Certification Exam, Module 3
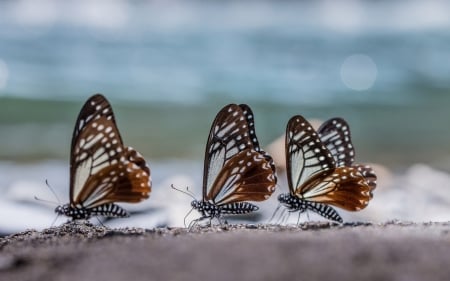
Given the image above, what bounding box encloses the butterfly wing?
[296,166,372,211]
[202,104,254,201]
[354,164,377,195]
[208,149,276,205]
[317,117,355,167]
[70,94,151,208]
[285,115,335,195]
[239,104,277,181]
[238,104,261,151]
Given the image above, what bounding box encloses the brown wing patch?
[295,166,372,211]
[202,104,255,199]
[206,149,276,205]
[74,146,151,208]
[354,164,377,196]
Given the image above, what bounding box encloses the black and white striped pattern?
[277,193,343,223]
[318,118,355,167]
[286,116,335,194]
[55,203,129,220]
[191,200,258,220]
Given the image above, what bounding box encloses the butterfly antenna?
[51,214,60,227]
[185,186,197,198]
[34,196,59,206]
[171,184,197,201]
[45,179,62,204]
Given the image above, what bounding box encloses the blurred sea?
[0,0,450,233]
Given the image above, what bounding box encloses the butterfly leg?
[296,211,302,226]
[217,217,228,227]
[215,216,225,228]
[183,207,195,228]
[187,219,197,231]
[282,210,291,225]
[277,207,287,225]
[51,214,60,227]
[268,204,282,224]
[95,216,106,227]
[188,216,206,231]
[208,217,213,227]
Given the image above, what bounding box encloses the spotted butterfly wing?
[354,164,377,195]
[317,118,355,167]
[203,104,276,204]
[208,149,276,205]
[294,166,372,211]
[239,104,277,177]
[285,115,372,213]
[318,117,377,194]
[285,115,335,196]
[57,94,151,219]
[191,104,276,222]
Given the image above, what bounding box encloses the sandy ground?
[0,221,449,281]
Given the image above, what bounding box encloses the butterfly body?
[55,203,129,220]
[191,200,258,219]
[190,104,276,225]
[57,94,151,221]
[277,193,343,222]
[279,115,376,223]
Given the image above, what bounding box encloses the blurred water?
[0,0,449,167]
[0,1,450,231]
[1,1,450,105]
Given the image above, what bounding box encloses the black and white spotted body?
[55,203,129,220]
[277,193,343,223]
[191,200,258,220]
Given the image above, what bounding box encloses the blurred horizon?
[0,0,450,170]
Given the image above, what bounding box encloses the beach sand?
[0,221,449,281]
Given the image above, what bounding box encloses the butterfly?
[277,115,376,223]
[55,94,151,220]
[189,104,277,225]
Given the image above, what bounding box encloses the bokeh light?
[340,54,377,91]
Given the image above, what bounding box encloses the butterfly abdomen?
[220,202,258,214]
[90,203,130,218]
[55,204,91,220]
[55,203,129,220]
[191,200,220,218]
[192,200,258,219]
[277,193,308,212]
[305,201,343,223]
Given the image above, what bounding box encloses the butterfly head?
[277,193,291,207]
[191,200,221,218]
[278,193,307,212]
[191,200,201,210]
[55,203,90,220]
[55,204,69,216]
